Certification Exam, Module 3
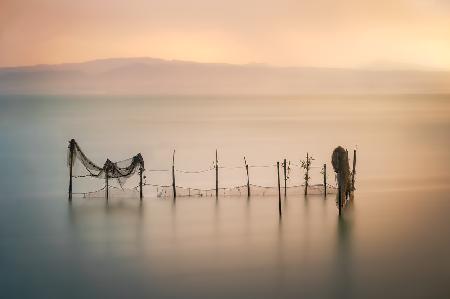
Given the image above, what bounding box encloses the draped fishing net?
[68,139,144,197]
[67,139,349,200]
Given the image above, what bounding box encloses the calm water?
[1,94,450,298]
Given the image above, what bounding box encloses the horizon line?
[0,56,447,72]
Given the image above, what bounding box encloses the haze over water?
[1,94,450,298]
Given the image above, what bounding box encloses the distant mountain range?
[0,57,449,94]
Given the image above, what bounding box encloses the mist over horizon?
[1,56,449,95]
[2,56,449,72]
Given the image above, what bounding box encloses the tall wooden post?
[215,150,219,198]
[277,162,282,216]
[304,152,309,196]
[338,181,342,215]
[68,139,75,201]
[139,167,143,200]
[244,156,250,197]
[172,150,176,199]
[323,163,327,196]
[105,173,109,200]
[352,149,356,191]
[283,158,287,197]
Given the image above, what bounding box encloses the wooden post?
[304,152,309,196]
[105,173,109,200]
[323,163,327,197]
[338,181,342,215]
[283,158,287,197]
[277,162,282,216]
[352,149,356,191]
[215,150,218,198]
[172,150,176,199]
[244,156,250,197]
[139,167,143,200]
[68,139,75,201]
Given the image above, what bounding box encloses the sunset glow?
[1,0,450,68]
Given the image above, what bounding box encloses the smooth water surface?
[1,95,449,298]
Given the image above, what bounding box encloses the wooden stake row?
[69,146,357,217]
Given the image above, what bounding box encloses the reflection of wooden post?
[172,150,176,199]
[323,163,327,197]
[352,149,357,191]
[139,167,143,200]
[304,153,309,195]
[68,139,75,201]
[277,162,282,216]
[283,159,287,197]
[244,157,250,197]
[215,150,218,198]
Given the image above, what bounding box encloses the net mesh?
[152,160,337,198]
[68,139,347,199]
[68,139,144,197]
[154,184,336,198]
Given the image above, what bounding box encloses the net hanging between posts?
[67,139,343,199]
[154,161,337,198]
[67,139,145,198]
[154,184,337,198]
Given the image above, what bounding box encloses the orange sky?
[1,0,449,69]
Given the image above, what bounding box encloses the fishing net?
[67,139,345,200]
[68,139,144,197]
[82,186,140,199]
[154,184,337,198]
[153,159,337,198]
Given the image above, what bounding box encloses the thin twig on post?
[277,162,282,216]
[323,163,327,197]
[172,150,176,199]
[306,153,309,195]
[244,156,250,197]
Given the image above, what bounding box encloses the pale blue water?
[1,95,450,298]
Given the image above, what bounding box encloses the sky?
[0,0,450,69]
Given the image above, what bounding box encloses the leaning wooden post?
[277,162,282,216]
[172,150,176,199]
[283,158,287,197]
[323,163,327,197]
[215,150,219,198]
[244,156,250,197]
[68,139,75,201]
[351,149,357,191]
[304,152,309,196]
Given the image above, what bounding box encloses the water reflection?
[335,204,354,298]
[3,190,450,298]
[67,199,146,259]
